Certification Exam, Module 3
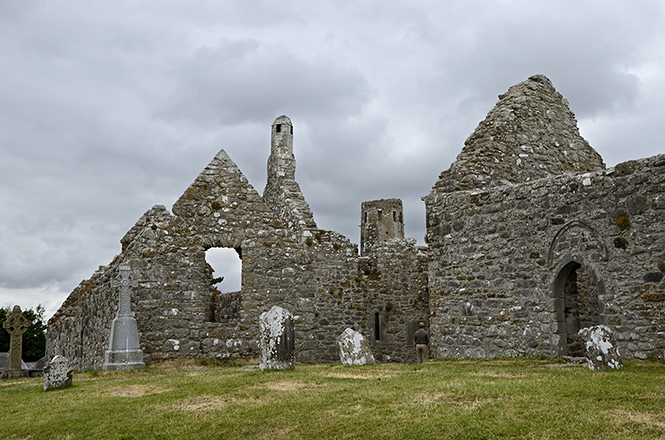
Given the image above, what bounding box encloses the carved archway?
[547,220,608,267]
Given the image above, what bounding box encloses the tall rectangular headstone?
[259,306,295,370]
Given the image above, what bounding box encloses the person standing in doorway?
[414,322,430,363]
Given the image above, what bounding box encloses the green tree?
[0,305,47,362]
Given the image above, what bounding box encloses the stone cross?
[112,265,137,318]
[3,305,31,371]
[103,265,145,371]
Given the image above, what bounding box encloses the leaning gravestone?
[259,306,295,370]
[103,265,145,371]
[1,305,31,379]
[43,355,73,391]
[578,325,623,371]
[337,328,375,366]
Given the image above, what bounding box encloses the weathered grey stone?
[45,74,665,369]
[259,306,295,370]
[1,306,31,379]
[337,328,375,366]
[578,325,623,371]
[43,355,73,391]
[103,265,145,371]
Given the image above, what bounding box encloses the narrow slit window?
[275,124,281,133]
[393,211,397,222]
[374,312,381,341]
[378,210,382,221]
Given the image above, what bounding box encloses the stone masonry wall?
[48,147,428,369]
[424,154,665,360]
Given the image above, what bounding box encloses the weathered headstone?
[337,328,375,366]
[103,265,145,371]
[259,306,295,370]
[578,325,623,371]
[1,305,31,379]
[43,355,73,391]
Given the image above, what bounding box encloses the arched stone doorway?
[552,257,603,356]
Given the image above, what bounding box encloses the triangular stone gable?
[433,75,605,193]
[172,149,282,243]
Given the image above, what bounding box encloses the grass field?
[1,358,664,439]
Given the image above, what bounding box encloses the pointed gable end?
[172,149,277,231]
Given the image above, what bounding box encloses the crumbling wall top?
[430,74,605,194]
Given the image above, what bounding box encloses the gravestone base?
[103,349,145,371]
[1,369,29,380]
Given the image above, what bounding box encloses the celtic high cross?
[3,305,32,371]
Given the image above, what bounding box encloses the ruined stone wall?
[433,75,605,194]
[48,147,429,368]
[424,154,665,360]
[48,150,303,368]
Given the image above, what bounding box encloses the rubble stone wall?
[424,154,665,360]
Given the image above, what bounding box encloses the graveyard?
[2,74,664,438]
[1,358,664,439]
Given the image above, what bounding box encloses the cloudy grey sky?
[1,1,664,319]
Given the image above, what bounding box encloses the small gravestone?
[259,306,295,370]
[578,325,623,371]
[43,355,73,391]
[337,328,375,366]
[1,305,31,379]
[103,265,145,371]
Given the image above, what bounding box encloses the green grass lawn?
[1,358,664,439]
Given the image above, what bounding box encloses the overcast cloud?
[1,1,664,319]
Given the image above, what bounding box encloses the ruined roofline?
[430,74,606,195]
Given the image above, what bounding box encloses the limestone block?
[337,328,375,366]
[43,355,73,391]
[578,325,623,371]
[259,306,294,370]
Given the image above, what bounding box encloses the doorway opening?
[553,260,600,356]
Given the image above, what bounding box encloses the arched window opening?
[206,247,242,293]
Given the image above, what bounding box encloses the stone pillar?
[103,265,145,371]
[259,306,295,370]
[1,305,31,379]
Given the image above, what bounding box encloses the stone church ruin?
[47,75,665,369]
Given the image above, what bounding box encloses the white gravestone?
[259,306,295,370]
[43,355,73,391]
[337,328,375,366]
[578,325,623,371]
